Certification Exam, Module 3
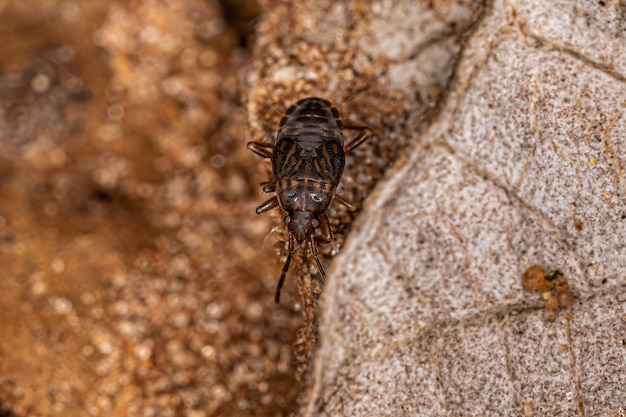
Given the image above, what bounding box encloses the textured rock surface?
[299,0,626,416]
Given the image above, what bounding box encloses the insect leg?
[342,123,370,131]
[343,130,369,153]
[247,141,274,159]
[256,196,279,214]
[275,233,295,303]
[309,234,327,284]
[317,213,333,243]
[262,182,276,193]
[334,194,359,212]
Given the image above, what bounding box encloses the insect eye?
[283,216,291,225]
[311,218,320,229]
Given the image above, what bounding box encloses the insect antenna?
[275,253,291,303]
[275,233,295,303]
[337,86,369,110]
[264,100,283,117]
[262,225,284,250]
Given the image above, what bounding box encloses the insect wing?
[272,135,301,180]
[313,137,345,185]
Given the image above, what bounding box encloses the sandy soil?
[0,1,306,416]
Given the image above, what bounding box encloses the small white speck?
[31,74,51,93]
[107,104,124,121]
[206,320,219,334]
[210,154,225,169]
[201,345,216,360]
[97,341,113,355]
[206,302,226,319]
[172,312,189,328]
[140,26,159,44]
[81,344,94,357]
[62,74,83,92]
[52,296,73,314]
[31,281,48,296]
[246,302,263,321]
[51,258,65,273]
[237,398,249,410]
[80,292,96,305]
[56,45,75,63]
[60,2,80,21]
[134,342,153,360]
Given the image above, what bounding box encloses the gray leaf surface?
[298,0,626,416]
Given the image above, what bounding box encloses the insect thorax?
[277,178,334,214]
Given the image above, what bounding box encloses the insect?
[248,97,369,303]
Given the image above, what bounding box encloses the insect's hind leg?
[317,213,334,243]
[343,122,370,152]
[343,123,369,131]
[247,141,274,159]
[343,129,369,153]
[334,194,359,212]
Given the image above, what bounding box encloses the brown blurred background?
[0,1,310,416]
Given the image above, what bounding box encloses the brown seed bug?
[248,97,369,303]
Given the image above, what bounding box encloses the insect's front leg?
[317,213,333,243]
[261,181,276,193]
[334,194,359,212]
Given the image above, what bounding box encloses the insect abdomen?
[273,98,346,189]
[279,97,343,133]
